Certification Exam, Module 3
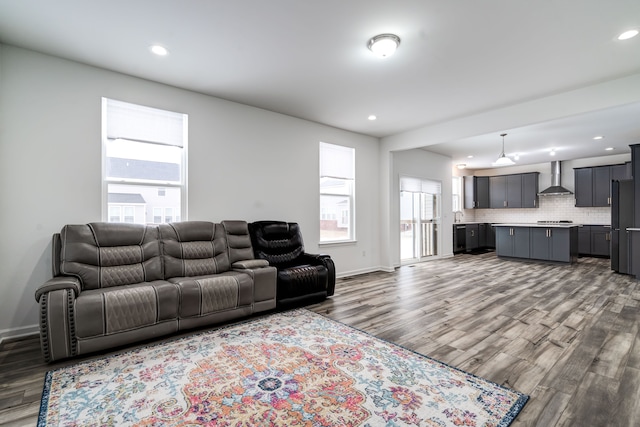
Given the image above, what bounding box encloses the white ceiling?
[1,0,639,168]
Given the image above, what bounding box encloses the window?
[102,98,187,224]
[452,176,462,212]
[320,142,355,242]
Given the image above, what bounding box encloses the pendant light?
[492,133,515,166]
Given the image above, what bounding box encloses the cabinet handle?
[504,201,507,207]
[510,228,514,236]
[473,201,476,208]
[608,197,611,205]
[534,199,536,207]
[471,230,475,236]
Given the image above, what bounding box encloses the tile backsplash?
[462,194,611,225]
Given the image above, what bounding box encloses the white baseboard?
[0,324,39,345]
[336,265,396,278]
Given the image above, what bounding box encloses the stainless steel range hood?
[538,161,573,196]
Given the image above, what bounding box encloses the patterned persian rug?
[39,309,527,426]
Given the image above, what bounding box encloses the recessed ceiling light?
[605,147,614,151]
[550,149,556,156]
[150,45,169,56]
[367,34,401,58]
[368,115,377,121]
[467,155,473,159]
[593,135,604,140]
[618,30,639,40]
[514,153,520,160]
[457,164,466,169]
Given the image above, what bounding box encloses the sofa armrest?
[301,253,336,297]
[35,276,81,302]
[232,259,270,270]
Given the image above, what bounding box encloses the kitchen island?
[494,223,580,263]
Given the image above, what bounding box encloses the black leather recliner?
[249,221,335,309]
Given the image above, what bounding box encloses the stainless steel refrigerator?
[612,179,634,274]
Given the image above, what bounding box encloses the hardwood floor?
[1,252,638,426]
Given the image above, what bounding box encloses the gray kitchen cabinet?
[611,163,630,181]
[633,144,640,227]
[521,172,539,208]
[464,176,490,209]
[574,168,593,207]
[479,223,487,247]
[489,173,538,209]
[578,225,611,258]
[575,163,631,208]
[495,226,530,258]
[506,174,522,208]
[593,166,612,206]
[465,224,479,251]
[530,228,571,262]
[578,226,591,255]
[590,226,611,257]
[489,176,507,209]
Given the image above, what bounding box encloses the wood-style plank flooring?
[1,252,639,426]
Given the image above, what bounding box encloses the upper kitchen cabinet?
[574,164,632,207]
[464,176,489,209]
[574,168,593,206]
[489,172,539,209]
[521,172,539,208]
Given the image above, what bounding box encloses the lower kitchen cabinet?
[578,225,611,258]
[453,223,495,254]
[495,225,578,263]
[465,224,479,251]
[530,228,571,262]
[591,226,611,257]
[495,226,530,258]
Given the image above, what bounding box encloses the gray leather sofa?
[35,220,276,362]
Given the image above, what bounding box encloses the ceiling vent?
[538,161,573,196]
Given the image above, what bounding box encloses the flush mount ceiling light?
[457,164,466,169]
[492,133,515,166]
[618,29,639,40]
[367,34,401,58]
[368,115,377,121]
[550,149,556,156]
[150,45,169,56]
[606,147,614,151]
[593,135,604,140]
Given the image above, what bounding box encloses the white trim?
[0,324,39,345]
[336,265,392,278]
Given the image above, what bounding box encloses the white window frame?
[452,176,463,212]
[319,142,355,244]
[101,98,188,224]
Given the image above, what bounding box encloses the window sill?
[319,239,357,247]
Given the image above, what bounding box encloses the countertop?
[492,223,581,228]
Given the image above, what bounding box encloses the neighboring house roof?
[108,193,146,204]
[107,157,180,181]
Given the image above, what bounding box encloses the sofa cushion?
[160,222,230,277]
[169,271,253,318]
[59,223,162,291]
[74,280,179,338]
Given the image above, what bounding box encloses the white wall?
[391,149,454,267]
[0,45,380,338]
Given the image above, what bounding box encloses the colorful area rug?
[39,309,527,426]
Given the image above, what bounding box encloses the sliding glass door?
[400,177,441,263]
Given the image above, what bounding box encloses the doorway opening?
[400,177,441,263]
